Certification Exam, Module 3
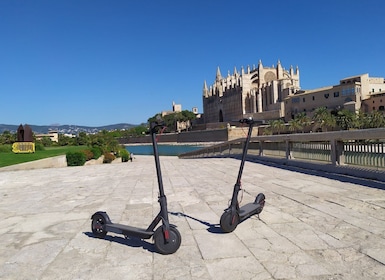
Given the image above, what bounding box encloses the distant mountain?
[0,123,138,134]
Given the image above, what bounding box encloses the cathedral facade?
[202,60,300,124]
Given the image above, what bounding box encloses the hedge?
[66,151,87,166]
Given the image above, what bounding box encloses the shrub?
[66,151,87,166]
[0,144,12,153]
[40,136,52,147]
[90,146,102,159]
[81,149,94,161]
[120,149,129,162]
[35,142,45,151]
[103,152,115,163]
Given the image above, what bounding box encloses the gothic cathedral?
[202,60,300,124]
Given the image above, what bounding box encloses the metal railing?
[179,128,385,170]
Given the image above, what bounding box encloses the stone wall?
[118,128,230,144]
[0,155,67,172]
[227,127,260,141]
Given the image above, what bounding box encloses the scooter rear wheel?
[220,211,240,233]
[254,193,265,214]
[154,226,181,255]
[91,214,107,238]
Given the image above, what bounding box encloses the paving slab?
[1,155,385,279]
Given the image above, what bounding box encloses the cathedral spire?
[203,80,208,90]
[258,59,263,70]
[216,66,222,81]
[203,80,209,97]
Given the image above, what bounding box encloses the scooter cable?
[241,122,248,137]
[156,126,168,142]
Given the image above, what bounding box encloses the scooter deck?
[239,202,262,221]
[106,223,153,239]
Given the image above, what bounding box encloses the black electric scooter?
[91,120,181,254]
[220,117,265,233]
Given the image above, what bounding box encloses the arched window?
[219,110,223,122]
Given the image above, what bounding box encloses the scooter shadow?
[169,211,224,234]
[83,232,157,253]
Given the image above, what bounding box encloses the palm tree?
[367,110,385,128]
[267,120,275,134]
[294,112,311,133]
[355,110,367,129]
[313,107,336,131]
[262,126,272,135]
[336,109,357,130]
[268,119,285,135]
[288,118,302,133]
[274,119,286,134]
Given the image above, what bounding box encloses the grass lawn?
[0,146,87,168]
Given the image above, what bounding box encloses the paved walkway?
[1,156,385,279]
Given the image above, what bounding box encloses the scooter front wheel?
[154,226,181,255]
[91,214,107,238]
[220,211,239,233]
[254,193,266,214]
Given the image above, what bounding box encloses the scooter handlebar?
[150,120,165,131]
[150,115,166,131]
[239,117,254,125]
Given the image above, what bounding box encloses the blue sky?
[1,0,384,126]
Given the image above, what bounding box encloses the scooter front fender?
[91,211,112,224]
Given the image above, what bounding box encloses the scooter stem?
[235,120,253,189]
[150,121,166,198]
[150,121,170,239]
[228,119,254,214]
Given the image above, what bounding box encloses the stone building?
[202,60,384,125]
[202,60,300,124]
[284,73,385,121]
[362,91,385,112]
[35,130,59,142]
[161,102,196,132]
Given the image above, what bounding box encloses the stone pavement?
[1,155,385,280]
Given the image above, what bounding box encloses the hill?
[0,123,138,134]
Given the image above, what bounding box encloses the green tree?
[0,131,16,144]
[88,133,105,148]
[39,136,52,147]
[313,107,336,131]
[293,112,311,133]
[148,110,196,133]
[336,109,357,130]
[58,134,72,146]
[288,118,302,133]
[163,114,178,131]
[131,125,148,136]
[180,110,196,121]
[268,119,285,135]
[74,132,89,146]
[91,130,120,154]
[366,110,385,128]
[262,126,272,135]
[355,110,367,129]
